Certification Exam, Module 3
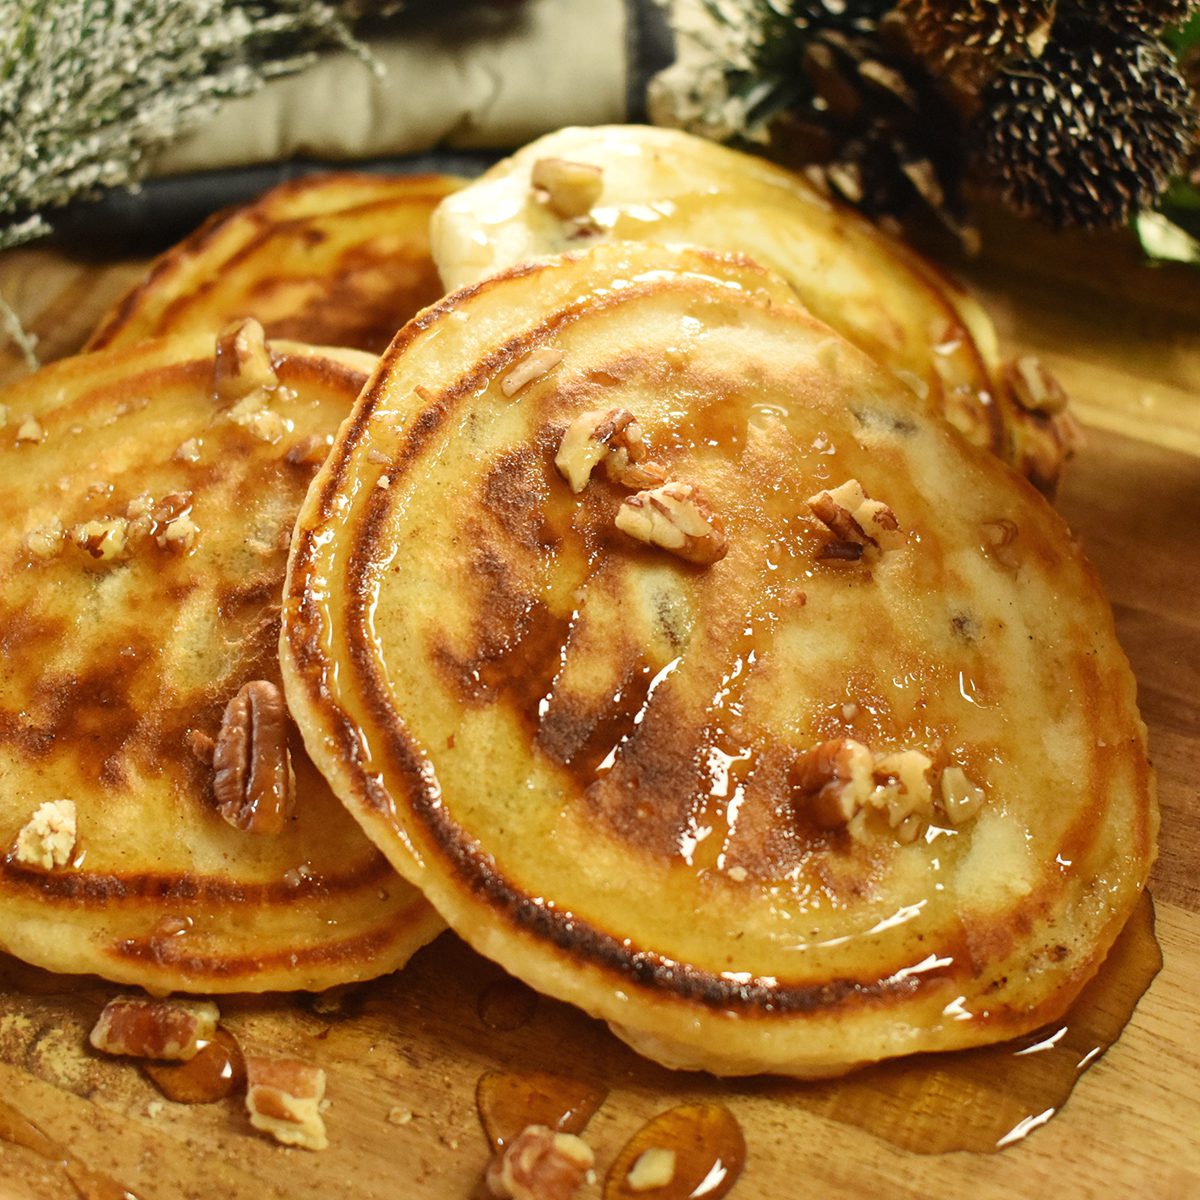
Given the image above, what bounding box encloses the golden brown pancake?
[86,172,461,355]
[431,125,1075,491]
[0,326,443,993]
[282,243,1155,1076]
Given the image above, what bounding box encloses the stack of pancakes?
[1,129,1154,1080]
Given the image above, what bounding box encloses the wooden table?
[0,207,1196,1200]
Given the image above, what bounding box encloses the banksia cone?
[973,23,1195,228]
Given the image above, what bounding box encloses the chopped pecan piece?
[89,997,219,1061]
[245,1056,328,1150]
[156,512,199,554]
[616,481,728,565]
[214,317,278,402]
[871,749,935,843]
[808,479,903,554]
[791,741,938,843]
[554,407,667,493]
[71,517,129,561]
[24,520,65,561]
[530,158,604,219]
[939,765,987,824]
[1005,356,1070,416]
[14,800,77,870]
[485,1124,594,1200]
[790,739,875,829]
[501,348,564,397]
[212,681,295,835]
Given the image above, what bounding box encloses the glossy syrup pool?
[605,1104,745,1200]
[0,1098,140,1200]
[143,1028,246,1104]
[475,1068,608,1152]
[472,892,1161,1186]
[765,889,1162,1154]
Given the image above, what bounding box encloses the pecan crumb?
[24,520,65,561]
[626,1147,677,1192]
[501,347,565,397]
[615,480,728,565]
[174,437,202,464]
[530,158,604,219]
[14,800,77,870]
[89,997,219,1061]
[245,1056,328,1151]
[15,415,45,443]
[485,1124,594,1200]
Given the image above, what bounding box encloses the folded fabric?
[149,0,670,179]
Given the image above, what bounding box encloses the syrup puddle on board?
[605,1104,745,1200]
[476,1068,608,1153]
[767,888,1162,1154]
[143,1028,245,1104]
[0,1099,140,1200]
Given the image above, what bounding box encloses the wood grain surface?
[0,209,1196,1200]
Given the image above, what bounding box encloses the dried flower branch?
[0,1,375,256]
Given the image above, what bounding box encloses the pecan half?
[615,480,728,565]
[89,997,220,1061]
[212,681,295,834]
[485,1124,594,1200]
[554,407,667,493]
[245,1056,328,1151]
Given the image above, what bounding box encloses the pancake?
[0,324,443,993]
[281,242,1155,1077]
[86,172,462,355]
[431,125,1076,491]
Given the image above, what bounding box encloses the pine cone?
[897,0,1057,90]
[973,23,1195,228]
[1061,0,1197,35]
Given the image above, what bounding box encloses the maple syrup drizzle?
[475,1069,607,1153]
[768,889,1162,1153]
[0,1099,140,1200]
[605,1104,745,1200]
[143,1028,246,1104]
[476,977,540,1033]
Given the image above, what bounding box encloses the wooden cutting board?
[0,207,1196,1200]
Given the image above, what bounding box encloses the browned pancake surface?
[432,125,1075,490]
[282,244,1154,1075]
[0,330,442,992]
[87,172,461,355]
